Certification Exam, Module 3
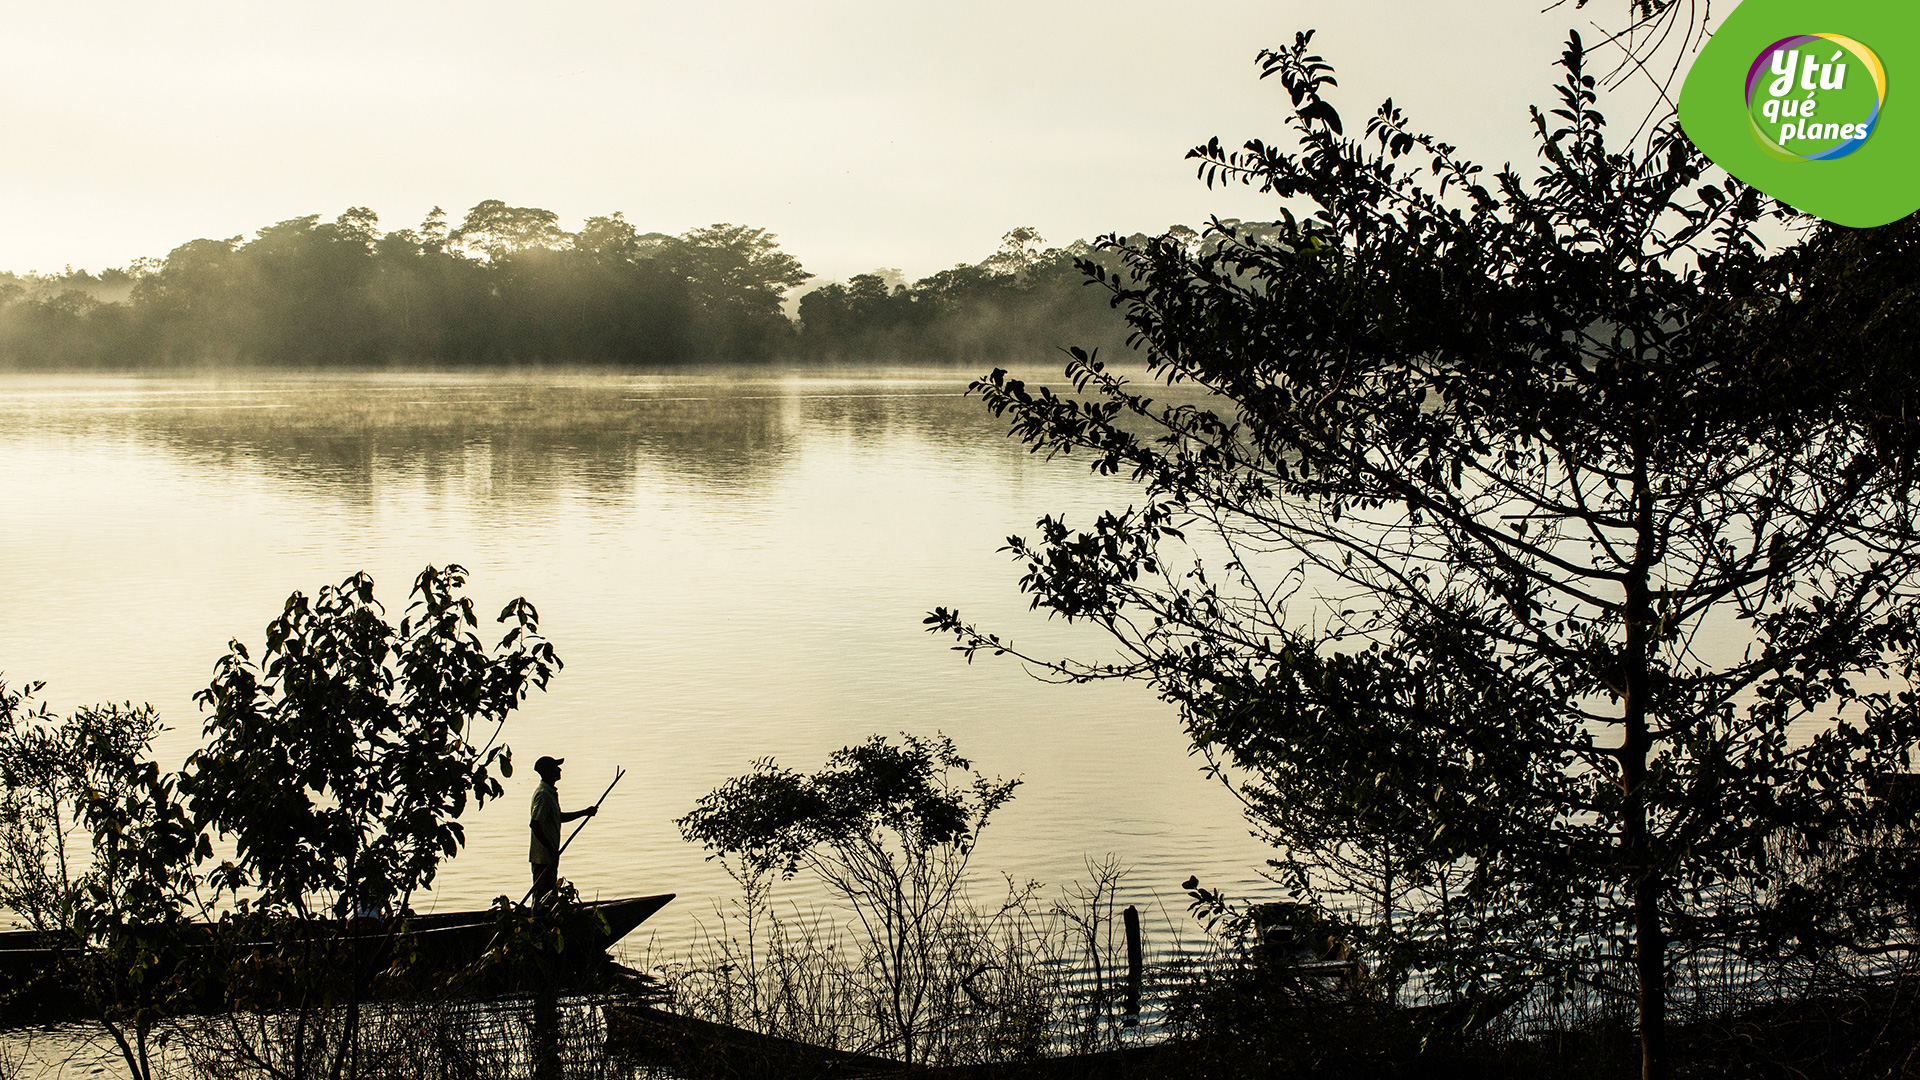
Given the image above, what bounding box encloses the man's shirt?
[530,780,562,865]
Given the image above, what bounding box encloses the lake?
[0,365,1283,964]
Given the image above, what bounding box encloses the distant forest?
[0,203,1162,367]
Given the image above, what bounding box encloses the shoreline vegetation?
[6,847,1916,1080]
[5,623,1915,1078]
[0,208,1164,371]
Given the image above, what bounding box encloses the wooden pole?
[1123,905,1142,1026]
[557,766,625,860]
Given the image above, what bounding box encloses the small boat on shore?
[604,1005,1179,1080]
[0,893,673,1026]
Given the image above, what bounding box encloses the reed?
[177,997,621,1080]
[643,855,1172,1068]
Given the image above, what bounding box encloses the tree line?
[0,206,1135,367]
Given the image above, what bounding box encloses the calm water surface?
[0,367,1282,965]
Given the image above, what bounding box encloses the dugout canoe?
[604,1005,1181,1080]
[0,892,673,1025]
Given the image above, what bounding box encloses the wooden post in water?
[1123,905,1143,1026]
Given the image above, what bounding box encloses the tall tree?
[239,211,382,364]
[182,565,560,1080]
[129,236,246,362]
[679,733,1019,1066]
[664,223,812,358]
[930,32,1920,1080]
[0,683,210,1080]
[185,565,559,916]
[450,200,569,261]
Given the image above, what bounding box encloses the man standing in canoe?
[530,755,596,902]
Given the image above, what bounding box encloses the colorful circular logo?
[1746,35,1886,160]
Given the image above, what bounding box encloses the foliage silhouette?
[0,681,209,1080]
[180,564,560,1080]
[928,29,1920,1080]
[679,732,1019,1066]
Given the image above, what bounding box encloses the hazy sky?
[2,2,1671,285]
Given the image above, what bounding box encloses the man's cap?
[534,755,564,773]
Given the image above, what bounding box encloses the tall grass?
[174,997,621,1080]
[1157,874,1918,1080]
[646,855,1174,1067]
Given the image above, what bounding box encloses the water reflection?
[0,373,1025,506]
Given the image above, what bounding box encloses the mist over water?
[0,366,1283,962]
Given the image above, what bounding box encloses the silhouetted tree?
[181,565,560,1078]
[450,200,568,262]
[680,733,1019,1067]
[930,31,1920,1080]
[240,211,383,364]
[0,682,208,1080]
[660,223,811,359]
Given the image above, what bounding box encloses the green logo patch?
[1680,1,1918,226]
[1745,35,1882,160]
